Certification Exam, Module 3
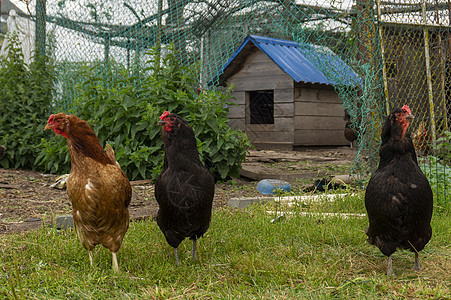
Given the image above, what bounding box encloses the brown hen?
[45,113,131,272]
[412,121,431,156]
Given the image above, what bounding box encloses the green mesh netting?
[4,0,450,207]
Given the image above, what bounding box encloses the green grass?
[0,192,450,299]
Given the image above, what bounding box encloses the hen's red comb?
[47,114,55,123]
[159,111,170,120]
[401,105,411,114]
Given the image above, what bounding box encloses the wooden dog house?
[213,35,361,149]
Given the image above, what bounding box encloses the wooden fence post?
[422,0,437,147]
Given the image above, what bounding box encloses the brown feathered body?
[344,110,358,146]
[412,122,431,156]
[344,122,357,143]
[45,113,131,269]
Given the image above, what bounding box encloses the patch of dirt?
[0,147,355,234]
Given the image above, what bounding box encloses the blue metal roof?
[213,35,361,87]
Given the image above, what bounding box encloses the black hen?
[155,111,215,264]
[365,105,433,276]
[0,145,4,159]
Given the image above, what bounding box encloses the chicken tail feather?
[105,143,121,167]
[105,144,116,161]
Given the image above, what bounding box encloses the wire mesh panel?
[377,0,450,209]
[1,0,449,207]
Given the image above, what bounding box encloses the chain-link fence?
[1,0,449,207]
[377,0,450,209]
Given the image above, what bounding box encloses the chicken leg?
[387,255,394,276]
[112,252,119,272]
[414,252,420,271]
[89,250,94,267]
[174,248,180,265]
[192,239,197,260]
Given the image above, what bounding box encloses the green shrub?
[0,35,55,169]
[37,45,251,180]
[436,130,451,164]
[419,156,450,214]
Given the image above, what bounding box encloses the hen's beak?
[44,123,53,130]
[405,113,414,121]
[157,120,166,126]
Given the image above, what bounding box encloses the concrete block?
[228,196,275,209]
[55,215,74,230]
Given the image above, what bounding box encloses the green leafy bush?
[0,35,55,169]
[419,156,451,213]
[436,130,451,164]
[37,45,251,180]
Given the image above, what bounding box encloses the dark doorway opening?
[249,90,274,124]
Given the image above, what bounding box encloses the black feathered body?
[365,113,433,257]
[155,116,215,249]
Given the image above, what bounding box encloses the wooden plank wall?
[227,50,294,149]
[294,84,348,146]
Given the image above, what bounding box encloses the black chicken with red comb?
[365,105,433,276]
[155,111,215,265]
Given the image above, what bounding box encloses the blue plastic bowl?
[257,179,291,195]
